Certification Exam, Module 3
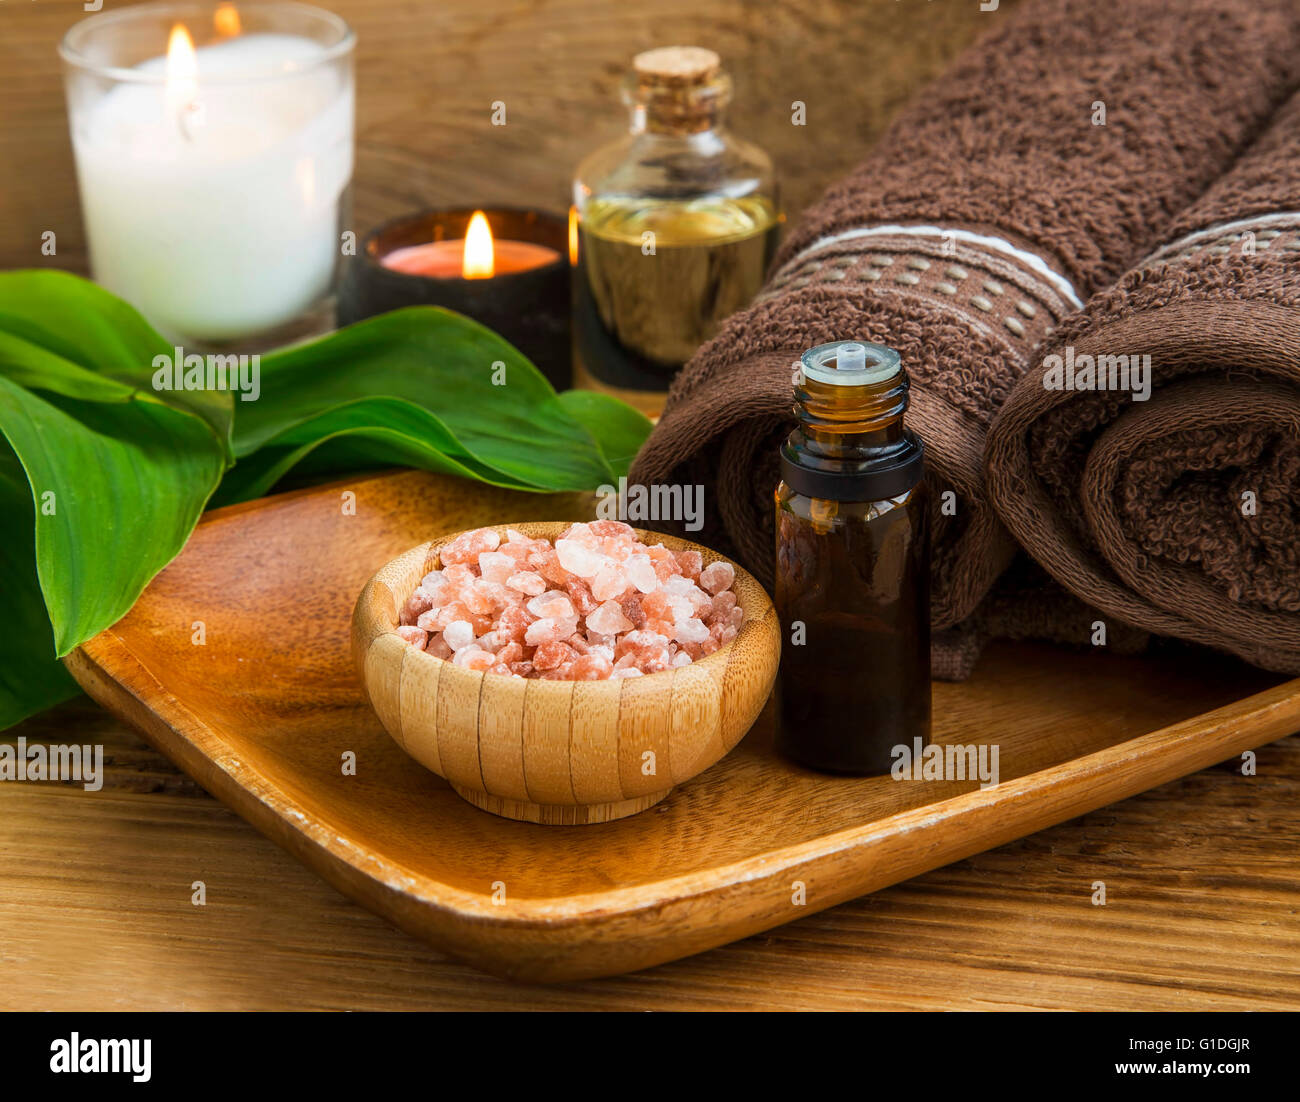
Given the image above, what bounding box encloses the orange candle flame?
[462,211,495,279]
[214,3,242,37]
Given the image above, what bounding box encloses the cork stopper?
[633,46,720,87]
[627,46,729,134]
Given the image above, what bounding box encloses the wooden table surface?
[4,695,1297,1011]
[3,0,1296,1011]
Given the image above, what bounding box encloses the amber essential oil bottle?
[774,340,931,775]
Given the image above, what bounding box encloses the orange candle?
[381,210,559,279]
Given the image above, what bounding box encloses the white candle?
[67,20,354,344]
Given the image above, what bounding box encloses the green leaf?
[214,396,533,505]
[0,271,233,662]
[0,445,80,728]
[556,389,654,478]
[240,307,618,492]
[0,376,229,656]
[0,270,234,451]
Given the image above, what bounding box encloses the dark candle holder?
[338,207,571,390]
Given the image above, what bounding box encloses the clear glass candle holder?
[60,1,355,348]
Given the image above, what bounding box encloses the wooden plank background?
[0,0,1006,272]
[5,0,1299,1011]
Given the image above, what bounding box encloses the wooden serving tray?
[66,470,1300,982]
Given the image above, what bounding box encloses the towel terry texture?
[985,89,1300,676]
[628,0,1300,678]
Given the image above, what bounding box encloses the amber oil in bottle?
[572,47,779,417]
[774,341,931,775]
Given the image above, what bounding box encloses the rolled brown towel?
[629,0,1300,660]
[985,90,1300,676]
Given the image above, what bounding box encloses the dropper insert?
[801,340,901,387]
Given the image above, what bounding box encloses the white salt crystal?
[626,554,658,594]
[555,538,605,578]
[661,574,696,596]
[443,620,476,651]
[665,594,694,621]
[673,618,710,644]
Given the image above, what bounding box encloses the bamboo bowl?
[353,522,780,824]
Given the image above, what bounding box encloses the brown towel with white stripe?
[985,90,1300,676]
[628,0,1300,676]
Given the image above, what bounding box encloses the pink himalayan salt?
[443,563,476,587]
[699,560,735,595]
[619,592,647,630]
[571,652,614,680]
[529,549,571,587]
[680,636,721,661]
[496,605,533,643]
[525,616,579,646]
[476,630,503,652]
[477,551,517,584]
[400,590,433,626]
[711,590,737,619]
[587,599,634,636]
[453,646,496,671]
[506,571,546,596]
[566,579,598,617]
[559,522,600,546]
[527,591,576,620]
[440,527,500,565]
[396,625,427,648]
[588,519,636,539]
[675,550,703,579]
[590,562,629,602]
[398,526,742,680]
[464,579,507,615]
[647,544,682,582]
[534,640,576,671]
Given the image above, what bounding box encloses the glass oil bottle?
[571,46,780,417]
[774,341,931,775]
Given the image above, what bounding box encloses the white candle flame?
[164,24,201,132]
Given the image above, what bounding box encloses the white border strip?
[782,223,1084,309]
[1141,210,1300,267]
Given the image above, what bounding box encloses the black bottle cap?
[779,431,925,502]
